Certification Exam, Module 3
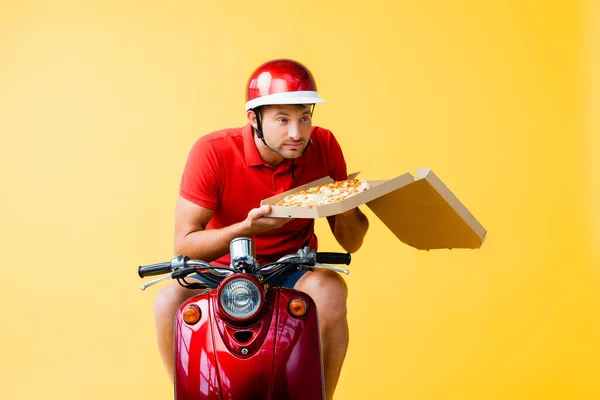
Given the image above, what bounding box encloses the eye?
[277,118,288,124]
[300,117,311,123]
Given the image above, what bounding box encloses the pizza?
[275,179,370,207]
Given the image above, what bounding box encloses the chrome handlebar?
[138,238,351,291]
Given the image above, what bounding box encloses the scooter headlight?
[219,278,262,320]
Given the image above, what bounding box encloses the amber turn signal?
[183,304,201,325]
[288,298,308,318]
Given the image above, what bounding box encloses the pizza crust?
[275,179,370,207]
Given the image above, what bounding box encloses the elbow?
[345,244,362,254]
[173,234,189,257]
[339,230,368,254]
[332,211,369,253]
[344,236,365,254]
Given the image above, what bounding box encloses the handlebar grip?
[138,262,172,278]
[315,252,351,265]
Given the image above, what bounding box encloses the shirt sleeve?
[325,131,348,181]
[179,137,221,210]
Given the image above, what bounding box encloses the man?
[153,59,369,399]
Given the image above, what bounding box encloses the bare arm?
[327,208,369,254]
[174,196,292,261]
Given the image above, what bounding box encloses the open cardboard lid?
[365,169,486,250]
[261,169,486,250]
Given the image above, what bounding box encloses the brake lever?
[298,263,350,275]
[140,274,173,291]
[140,258,196,291]
[320,264,350,275]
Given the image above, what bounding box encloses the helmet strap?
[254,109,269,148]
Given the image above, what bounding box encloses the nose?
[288,122,301,140]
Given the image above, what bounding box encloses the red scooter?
[138,237,351,400]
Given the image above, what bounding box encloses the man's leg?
[294,270,349,400]
[153,281,205,381]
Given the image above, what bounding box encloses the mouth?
[284,142,304,148]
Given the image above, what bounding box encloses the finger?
[255,204,272,217]
[249,205,271,219]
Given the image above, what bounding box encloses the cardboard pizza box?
[261,169,486,250]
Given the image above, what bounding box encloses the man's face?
[253,104,312,160]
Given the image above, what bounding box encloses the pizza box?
[261,169,486,250]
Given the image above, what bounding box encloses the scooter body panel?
[174,286,324,400]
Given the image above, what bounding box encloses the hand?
[242,205,293,236]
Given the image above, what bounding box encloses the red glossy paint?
[174,294,221,400]
[213,288,276,359]
[174,284,324,400]
[271,289,324,400]
[246,59,318,101]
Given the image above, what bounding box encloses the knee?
[153,283,186,323]
[298,270,348,320]
[318,270,348,303]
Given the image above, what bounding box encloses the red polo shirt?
[179,123,348,266]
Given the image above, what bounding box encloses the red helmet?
[245,59,326,111]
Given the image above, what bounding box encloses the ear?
[247,110,258,129]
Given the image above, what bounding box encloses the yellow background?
[1,1,598,399]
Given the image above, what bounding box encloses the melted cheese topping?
[276,179,370,207]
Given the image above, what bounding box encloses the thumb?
[258,204,272,215]
[250,204,271,219]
